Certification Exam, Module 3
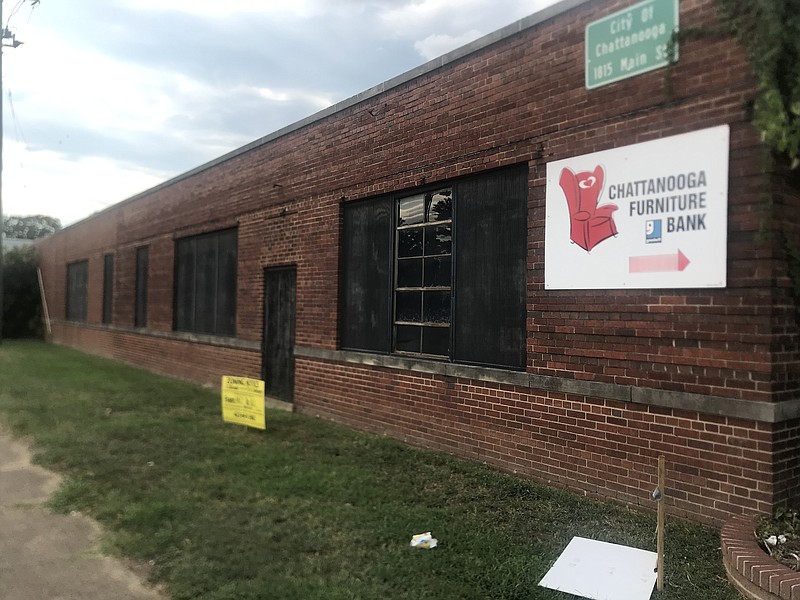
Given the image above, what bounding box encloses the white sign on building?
[544,125,730,289]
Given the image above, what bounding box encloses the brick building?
[36,0,800,524]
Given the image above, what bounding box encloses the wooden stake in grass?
[656,455,666,592]
[37,267,52,337]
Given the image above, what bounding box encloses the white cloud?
[414,30,484,60]
[381,0,482,29]
[255,87,332,111]
[6,27,257,160]
[122,0,396,19]
[3,141,168,226]
[380,0,538,36]
[7,34,178,138]
[380,0,561,59]
[122,0,326,19]
[0,0,565,226]
[258,88,292,103]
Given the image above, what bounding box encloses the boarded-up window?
[174,228,237,336]
[102,254,114,325]
[340,165,528,369]
[135,246,149,328]
[340,196,392,353]
[453,168,528,369]
[66,260,88,322]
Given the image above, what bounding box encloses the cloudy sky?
[2,0,560,226]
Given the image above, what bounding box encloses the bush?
[2,246,43,339]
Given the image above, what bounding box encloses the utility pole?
[1,0,5,345]
[0,0,27,345]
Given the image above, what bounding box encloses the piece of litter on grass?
[410,532,438,549]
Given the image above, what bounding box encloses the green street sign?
[585,0,679,89]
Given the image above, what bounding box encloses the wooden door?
[263,266,296,402]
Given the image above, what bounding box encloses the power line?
[8,88,26,145]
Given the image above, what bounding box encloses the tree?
[1,246,42,338]
[2,214,61,240]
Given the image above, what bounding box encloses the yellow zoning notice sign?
[221,376,266,430]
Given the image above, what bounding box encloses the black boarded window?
[340,196,393,353]
[102,254,113,325]
[174,228,237,337]
[134,246,149,328]
[453,167,528,370]
[339,165,527,370]
[66,260,88,322]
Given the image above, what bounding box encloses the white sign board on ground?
[539,537,657,600]
[545,125,729,289]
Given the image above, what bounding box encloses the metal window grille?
[394,189,453,357]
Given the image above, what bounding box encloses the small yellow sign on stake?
[221,376,266,430]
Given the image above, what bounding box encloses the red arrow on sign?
[629,249,690,273]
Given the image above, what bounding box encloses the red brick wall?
[51,322,260,389]
[36,0,800,523]
[37,208,118,325]
[770,167,800,404]
[295,357,781,524]
[773,418,800,507]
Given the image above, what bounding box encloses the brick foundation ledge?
[721,515,800,600]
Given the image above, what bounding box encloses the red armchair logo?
[559,165,618,252]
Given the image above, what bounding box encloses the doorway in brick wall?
[263,266,296,402]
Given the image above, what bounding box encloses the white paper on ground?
[538,536,658,600]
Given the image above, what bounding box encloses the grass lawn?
[0,341,740,599]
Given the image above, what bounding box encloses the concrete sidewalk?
[0,431,167,600]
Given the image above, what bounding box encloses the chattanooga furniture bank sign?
[544,125,730,290]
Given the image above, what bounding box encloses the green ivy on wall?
[667,1,799,168]
[667,1,800,321]
[719,0,800,322]
[716,0,800,169]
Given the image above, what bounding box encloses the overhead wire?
[8,88,26,146]
[3,1,41,181]
[5,0,38,35]
[4,0,26,30]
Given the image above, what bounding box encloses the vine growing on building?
[727,0,800,324]
[714,0,800,170]
[668,1,800,169]
[714,0,800,322]
[667,1,800,320]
